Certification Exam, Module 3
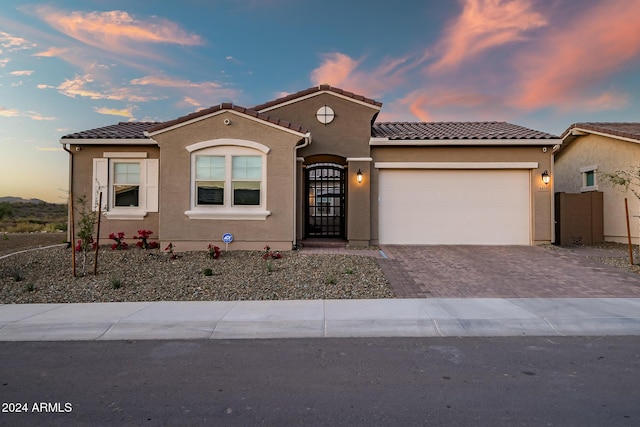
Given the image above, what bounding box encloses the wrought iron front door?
[306,163,345,238]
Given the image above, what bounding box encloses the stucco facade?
[555,124,640,244]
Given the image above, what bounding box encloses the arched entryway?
[305,162,345,238]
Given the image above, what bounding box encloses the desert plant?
[135,229,159,249]
[165,242,177,259]
[75,195,97,276]
[2,232,8,240]
[262,244,283,273]
[326,274,337,285]
[22,283,35,293]
[203,268,213,276]
[110,277,122,289]
[208,244,221,259]
[109,232,128,250]
[11,269,24,282]
[344,268,354,275]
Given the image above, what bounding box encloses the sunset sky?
[1,0,639,202]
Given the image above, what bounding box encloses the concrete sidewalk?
[1,298,639,341]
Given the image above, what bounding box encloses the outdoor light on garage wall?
[541,170,550,185]
[357,169,363,184]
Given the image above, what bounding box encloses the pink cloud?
[428,0,547,73]
[310,52,414,99]
[513,0,640,110]
[34,8,203,58]
[310,53,360,87]
[33,46,69,58]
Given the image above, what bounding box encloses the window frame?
[186,143,270,220]
[580,165,598,192]
[92,153,158,220]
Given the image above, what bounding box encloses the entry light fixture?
[541,170,550,185]
[357,169,363,184]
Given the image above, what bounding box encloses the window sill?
[104,210,147,220]
[185,208,271,220]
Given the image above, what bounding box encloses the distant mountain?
[0,196,48,204]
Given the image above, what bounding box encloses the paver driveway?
[379,245,640,298]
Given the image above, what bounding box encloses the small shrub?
[165,242,177,259]
[344,268,354,275]
[12,270,24,282]
[326,275,337,285]
[208,244,221,259]
[135,229,159,249]
[2,232,8,240]
[203,268,213,276]
[22,283,35,293]
[110,277,122,289]
[109,232,128,250]
[262,244,283,273]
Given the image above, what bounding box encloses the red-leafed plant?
[262,244,283,273]
[135,229,159,249]
[208,244,221,259]
[165,242,177,259]
[109,232,128,250]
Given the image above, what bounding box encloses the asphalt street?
[1,336,639,426]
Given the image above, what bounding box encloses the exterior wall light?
[357,169,363,184]
[541,170,550,185]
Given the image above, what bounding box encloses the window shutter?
[92,158,108,211]
[145,159,159,212]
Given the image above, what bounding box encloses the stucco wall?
[555,134,640,243]
[151,111,303,251]
[68,144,160,244]
[370,145,555,244]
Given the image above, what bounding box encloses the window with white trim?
[580,165,598,192]
[187,145,269,220]
[92,154,159,220]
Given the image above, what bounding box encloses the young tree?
[602,167,640,261]
[75,195,97,276]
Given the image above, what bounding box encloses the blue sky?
[1,0,639,202]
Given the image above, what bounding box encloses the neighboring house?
[555,122,640,244]
[61,85,559,251]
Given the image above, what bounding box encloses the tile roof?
[61,122,161,140]
[372,121,558,140]
[146,103,308,135]
[252,84,382,111]
[561,122,640,141]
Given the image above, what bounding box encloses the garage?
[378,168,531,245]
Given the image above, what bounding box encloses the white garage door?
[379,169,531,245]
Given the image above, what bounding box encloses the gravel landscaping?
[0,245,394,303]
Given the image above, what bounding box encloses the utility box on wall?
[554,192,604,246]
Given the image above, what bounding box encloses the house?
[555,122,640,244]
[61,85,559,251]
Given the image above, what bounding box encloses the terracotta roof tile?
[146,104,308,134]
[372,121,558,140]
[252,84,382,111]
[561,122,640,140]
[61,122,161,140]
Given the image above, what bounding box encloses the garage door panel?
[379,170,530,245]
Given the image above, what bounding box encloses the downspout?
[62,143,76,276]
[293,132,312,249]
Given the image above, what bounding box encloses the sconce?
[357,169,363,184]
[541,170,550,185]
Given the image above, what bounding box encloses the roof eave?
[257,89,382,113]
[59,138,157,145]
[369,138,561,146]
[144,109,308,138]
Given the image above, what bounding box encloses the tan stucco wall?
[151,111,303,251]
[555,134,640,244]
[68,144,160,244]
[370,145,555,245]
